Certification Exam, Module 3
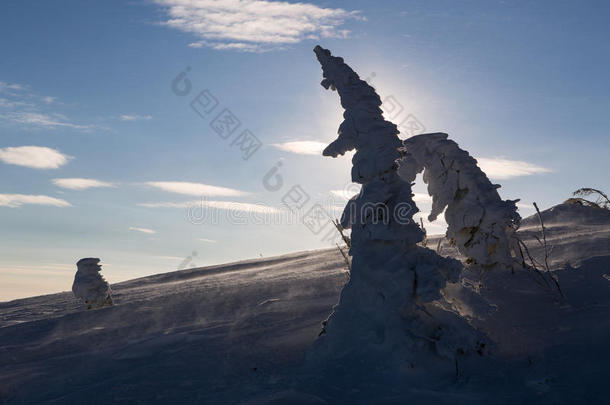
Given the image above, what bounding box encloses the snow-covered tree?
[72,258,113,309]
[309,46,483,370]
[398,133,521,267]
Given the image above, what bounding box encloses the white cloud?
[145,181,248,197]
[331,186,431,205]
[0,146,70,169]
[2,112,92,130]
[198,238,217,243]
[200,41,269,52]
[272,141,327,155]
[155,0,361,51]
[120,114,153,121]
[330,187,360,201]
[0,81,24,92]
[129,227,157,234]
[0,97,31,108]
[52,178,115,190]
[0,194,71,208]
[200,200,278,214]
[0,82,98,131]
[476,158,552,180]
[140,199,279,214]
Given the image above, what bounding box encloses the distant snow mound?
[521,202,610,227]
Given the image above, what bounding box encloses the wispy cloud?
[154,0,362,52]
[140,199,279,214]
[0,81,98,131]
[0,194,71,208]
[0,81,24,93]
[2,112,93,130]
[190,41,264,51]
[120,114,153,121]
[330,190,353,201]
[476,158,553,180]
[0,97,32,108]
[129,227,157,234]
[198,238,217,243]
[272,141,327,155]
[145,181,248,197]
[331,186,431,205]
[52,178,115,190]
[0,146,71,169]
[517,202,535,211]
[330,187,360,201]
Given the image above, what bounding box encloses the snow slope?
[1,204,610,404]
[0,249,348,403]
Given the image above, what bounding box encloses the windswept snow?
[1,205,610,403]
[0,250,348,403]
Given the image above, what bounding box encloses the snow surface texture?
[309,46,484,373]
[398,132,521,267]
[72,258,113,309]
[1,206,610,403]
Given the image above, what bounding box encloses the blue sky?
[1,0,609,300]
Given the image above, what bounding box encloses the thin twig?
[333,218,351,274]
[533,202,564,298]
[514,236,550,288]
[533,203,550,271]
[336,243,351,273]
[332,219,351,248]
[420,217,428,247]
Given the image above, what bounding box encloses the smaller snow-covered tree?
[398,133,521,268]
[72,258,113,309]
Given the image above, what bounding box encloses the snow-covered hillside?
[1,204,610,404]
[0,249,349,404]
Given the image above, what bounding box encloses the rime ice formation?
[310,46,483,368]
[72,258,113,309]
[398,133,521,267]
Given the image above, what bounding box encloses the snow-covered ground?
[1,204,610,404]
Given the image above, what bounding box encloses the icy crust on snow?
[72,258,113,309]
[399,132,521,267]
[311,46,485,368]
